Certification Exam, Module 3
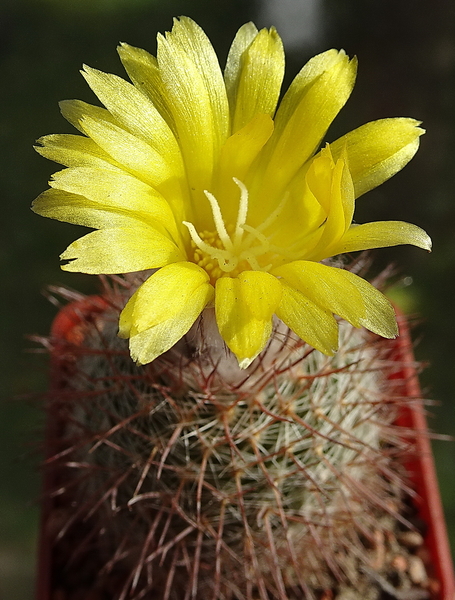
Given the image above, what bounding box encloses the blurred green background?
[1,0,454,597]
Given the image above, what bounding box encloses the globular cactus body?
[44,280,410,600]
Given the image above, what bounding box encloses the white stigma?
[203,189,234,252]
[232,177,249,246]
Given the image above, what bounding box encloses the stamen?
[203,190,233,251]
[241,224,271,252]
[242,223,303,263]
[241,192,290,251]
[232,177,249,247]
[256,192,289,234]
[246,255,272,272]
[182,221,239,273]
[182,221,231,264]
[239,224,272,271]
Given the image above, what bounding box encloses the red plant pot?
[36,297,455,599]
[391,313,455,600]
[36,296,110,600]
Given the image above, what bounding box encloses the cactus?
[43,273,414,600]
[31,16,434,600]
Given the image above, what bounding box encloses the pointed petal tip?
[365,328,398,341]
[383,331,399,341]
[80,64,103,83]
[328,48,357,68]
[60,262,75,272]
[324,345,337,357]
[238,356,255,369]
[402,117,424,130]
[383,322,399,339]
[312,343,337,357]
[128,343,145,365]
[332,48,347,58]
[30,196,43,214]
[398,222,432,253]
[416,229,432,252]
[408,119,425,137]
[359,314,399,340]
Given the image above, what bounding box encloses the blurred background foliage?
[1,0,454,597]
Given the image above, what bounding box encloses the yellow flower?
[33,17,431,368]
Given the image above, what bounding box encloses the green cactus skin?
[43,278,414,600]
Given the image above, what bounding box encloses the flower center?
[183,179,274,284]
[190,229,239,282]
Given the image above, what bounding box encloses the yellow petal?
[224,22,258,113]
[330,118,424,198]
[78,116,175,189]
[59,99,117,133]
[125,262,211,333]
[215,272,282,367]
[273,49,344,136]
[319,221,432,259]
[117,287,138,338]
[157,19,228,191]
[218,114,274,181]
[228,27,285,133]
[32,189,181,239]
[305,149,355,257]
[60,226,183,274]
[169,17,229,141]
[303,149,333,213]
[119,262,214,364]
[48,167,180,240]
[66,76,186,221]
[35,134,121,170]
[81,65,181,169]
[262,50,357,196]
[333,270,398,338]
[275,282,338,356]
[49,166,159,212]
[127,281,213,365]
[272,261,365,327]
[237,271,282,320]
[213,114,274,223]
[117,43,176,131]
[258,164,325,249]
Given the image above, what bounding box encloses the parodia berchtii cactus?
[35,17,432,600]
[45,273,417,600]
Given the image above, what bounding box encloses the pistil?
[183,178,292,279]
